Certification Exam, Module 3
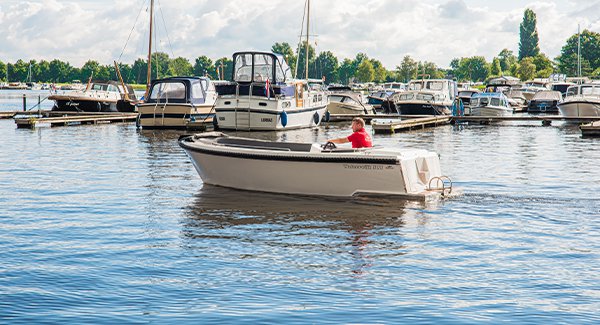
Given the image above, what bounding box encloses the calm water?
[1,112,599,323]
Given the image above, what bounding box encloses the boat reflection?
[182,185,432,276]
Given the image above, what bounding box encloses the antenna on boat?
[144,0,154,101]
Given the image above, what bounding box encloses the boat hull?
[137,103,215,129]
[557,101,600,117]
[397,102,451,115]
[327,101,374,115]
[470,106,513,117]
[215,97,327,130]
[179,135,443,198]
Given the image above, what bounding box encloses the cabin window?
[329,95,344,103]
[92,84,107,91]
[150,82,186,100]
[399,93,414,100]
[427,81,443,91]
[234,54,253,82]
[253,54,274,82]
[416,93,433,101]
[107,85,119,93]
[491,98,500,106]
[191,81,205,100]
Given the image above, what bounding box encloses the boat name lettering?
[219,117,225,121]
[261,118,273,123]
[343,164,385,170]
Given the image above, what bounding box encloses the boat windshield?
[150,82,186,100]
[416,93,434,101]
[490,98,500,106]
[426,81,444,91]
[329,95,344,103]
[233,53,289,83]
[191,80,205,100]
[398,93,414,100]
[580,86,600,96]
[91,84,118,92]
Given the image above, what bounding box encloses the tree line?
[1,9,599,85]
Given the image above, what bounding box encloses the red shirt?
[347,128,373,148]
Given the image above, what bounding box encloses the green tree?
[271,42,296,76]
[80,60,101,81]
[396,55,418,82]
[315,51,338,84]
[370,59,387,83]
[556,29,600,76]
[295,41,316,79]
[498,49,517,72]
[12,59,29,82]
[130,58,148,84]
[519,9,540,60]
[193,55,214,77]
[532,53,554,77]
[518,57,536,80]
[151,52,171,80]
[0,60,6,81]
[490,57,502,76]
[337,58,354,84]
[48,59,73,82]
[456,56,489,82]
[169,57,193,76]
[36,60,50,82]
[418,61,444,79]
[214,57,233,81]
[355,60,374,82]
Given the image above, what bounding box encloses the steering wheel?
[321,141,337,150]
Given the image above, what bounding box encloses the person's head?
[352,117,365,132]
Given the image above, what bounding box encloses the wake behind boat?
[179,132,453,200]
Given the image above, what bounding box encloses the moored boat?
[49,80,136,112]
[327,86,375,115]
[470,92,513,116]
[391,78,457,115]
[137,76,218,129]
[179,132,452,199]
[558,84,600,118]
[527,90,562,113]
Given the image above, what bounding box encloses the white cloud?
[0,0,599,70]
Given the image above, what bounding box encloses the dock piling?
[22,94,26,111]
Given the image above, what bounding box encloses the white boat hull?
[471,106,513,117]
[557,101,600,117]
[215,97,327,130]
[179,133,446,198]
[327,101,374,115]
[137,103,215,129]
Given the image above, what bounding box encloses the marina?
[3,0,600,323]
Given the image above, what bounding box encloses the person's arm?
[328,136,350,144]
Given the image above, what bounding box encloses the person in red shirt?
[327,117,373,148]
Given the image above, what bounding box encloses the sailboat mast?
[305,0,310,82]
[145,0,154,100]
[577,24,581,78]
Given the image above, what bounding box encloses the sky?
[0,0,599,69]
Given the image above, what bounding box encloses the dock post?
[22,94,26,111]
[38,95,41,116]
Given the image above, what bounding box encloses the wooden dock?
[15,112,138,128]
[580,121,600,137]
[327,113,441,123]
[451,115,600,124]
[371,116,451,134]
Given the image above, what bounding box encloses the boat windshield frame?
[232,52,291,84]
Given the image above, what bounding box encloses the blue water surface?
[0,114,599,324]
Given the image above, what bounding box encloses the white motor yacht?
[137,76,218,129]
[394,79,457,115]
[49,80,136,112]
[558,84,600,117]
[179,132,453,200]
[327,86,375,115]
[213,51,328,130]
[470,92,513,116]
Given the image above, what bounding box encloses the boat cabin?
[565,84,600,97]
[471,92,511,108]
[146,77,214,104]
[89,80,136,99]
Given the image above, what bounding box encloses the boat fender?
[323,110,330,122]
[313,112,320,125]
[212,115,219,129]
[280,111,288,127]
[135,113,141,129]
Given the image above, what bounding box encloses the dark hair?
[352,117,365,127]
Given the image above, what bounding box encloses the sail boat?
[212,0,329,131]
[136,0,219,129]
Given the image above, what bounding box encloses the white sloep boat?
[179,132,453,200]
[557,84,600,117]
[470,92,513,116]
